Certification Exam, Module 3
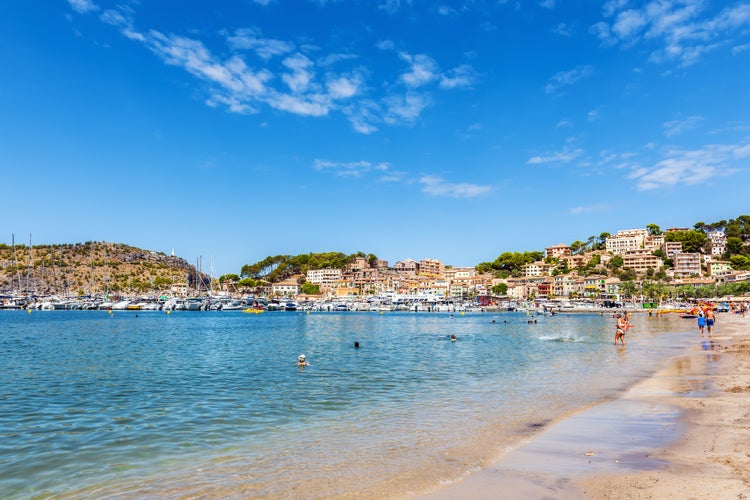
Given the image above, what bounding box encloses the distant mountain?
[0,241,207,295]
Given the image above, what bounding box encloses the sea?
[0,309,696,498]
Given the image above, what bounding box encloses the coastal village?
[2,218,750,310]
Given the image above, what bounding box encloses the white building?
[707,230,726,256]
[605,229,648,255]
[306,268,343,285]
[673,253,702,277]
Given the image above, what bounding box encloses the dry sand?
[421,311,750,499]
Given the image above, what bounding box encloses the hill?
[0,241,206,296]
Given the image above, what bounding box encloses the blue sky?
[2,0,750,275]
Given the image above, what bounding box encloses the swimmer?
[354,341,360,348]
[297,354,309,366]
[450,334,457,342]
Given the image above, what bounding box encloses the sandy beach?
[422,311,750,499]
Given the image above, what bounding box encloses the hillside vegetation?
[0,241,202,295]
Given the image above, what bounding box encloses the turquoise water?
[0,310,694,498]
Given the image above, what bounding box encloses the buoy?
[166,310,171,315]
[461,311,465,316]
[306,310,310,315]
[108,310,113,315]
[27,309,32,314]
[380,311,383,315]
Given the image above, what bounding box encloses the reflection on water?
[0,310,697,498]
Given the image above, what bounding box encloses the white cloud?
[438,5,456,16]
[439,64,477,89]
[399,52,438,88]
[527,145,584,164]
[419,175,492,198]
[553,22,573,37]
[84,4,471,134]
[544,65,593,94]
[384,92,431,124]
[281,53,314,93]
[225,28,294,60]
[556,118,573,128]
[314,159,389,177]
[591,1,750,67]
[587,109,600,122]
[630,142,748,190]
[662,115,702,137]
[570,204,611,214]
[68,0,98,14]
[539,0,555,9]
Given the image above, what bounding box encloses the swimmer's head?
[298,354,306,362]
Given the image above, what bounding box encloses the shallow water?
[0,310,694,498]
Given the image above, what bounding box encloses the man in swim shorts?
[705,308,716,335]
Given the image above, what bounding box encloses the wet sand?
[421,312,750,499]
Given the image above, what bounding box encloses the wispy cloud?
[314,159,389,177]
[663,115,702,137]
[556,118,573,128]
[399,52,438,88]
[591,1,750,67]
[553,22,574,37]
[69,5,474,135]
[629,142,749,190]
[67,0,98,14]
[439,64,477,89]
[419,175,492,198]
[527,144,584,164]
[225,28,295,60]
[570,204,611,214]
[545,65,593,95]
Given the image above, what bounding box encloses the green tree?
[730,255,750,270]
[617,268,636,281]
[570,240,586,254]
[219,273,240,282]
[609,255,624,270]
[725,237,744,256]
[619,280,638,298]
[646,223,662,236]
[664,230,708,253]
[491,283,508,295]
[300,282,321,295]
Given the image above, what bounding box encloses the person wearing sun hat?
[297,354,309,366]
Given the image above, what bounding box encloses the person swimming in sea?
[450,334,456,342]
[297,354,309,366]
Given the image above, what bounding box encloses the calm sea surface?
[0,310,694,498]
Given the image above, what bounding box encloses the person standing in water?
[697,310,706,336]
[615,313,628,346]
[705,308,716,335]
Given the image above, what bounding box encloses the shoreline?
[419,312,750,499]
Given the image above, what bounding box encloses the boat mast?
[26,234,31,295]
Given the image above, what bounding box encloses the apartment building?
[643,234,665,252]
[545,244,572,259]
[707,261,732,277]
[622,252,664,273]
[605,229,648,255]
[419,258,445,277]
[707,230,726,256]
[306,268,343,285]
[272,280,301,296]
[524,261,553,277]
[673,252,702,277]
[664,241,683,258]
[393,259,418,274]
